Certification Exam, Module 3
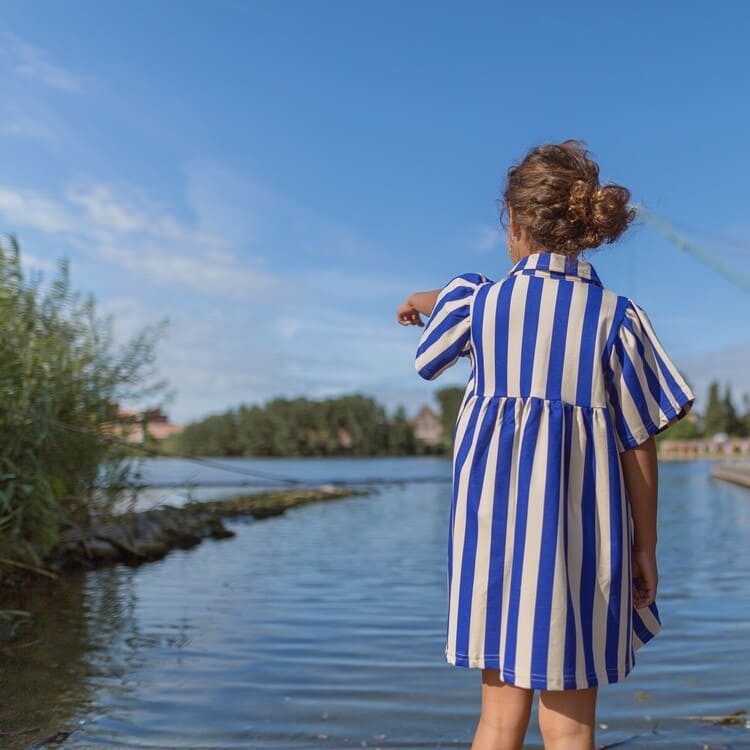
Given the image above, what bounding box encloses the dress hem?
[444,648,636,690]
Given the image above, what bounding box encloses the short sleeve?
[605,298,696,452]
[414,272,490,381]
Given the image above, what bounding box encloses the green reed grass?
[0,235,167,575]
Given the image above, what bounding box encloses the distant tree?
[175,393,415,457]
[722,383,745,436]
[179,412,240,456]
[656,414,700,440]
[387,406,416,455]
[740,392,750,438]
[435,386,465,451]
[703,380,728,436]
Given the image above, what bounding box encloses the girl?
[397,140,695,750]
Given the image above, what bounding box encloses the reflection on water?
[2,458,749,749]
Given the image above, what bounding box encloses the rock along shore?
[1,485,368,587]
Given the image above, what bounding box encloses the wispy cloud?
[182,160,377,263]
[0,178,280,299]
[0,109,59,142]
[0,186,75,233]
[0,163,414,420]
[470,223,504,254]
[19,251,57,273]
[0,32,84,93]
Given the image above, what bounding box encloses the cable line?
[634,203,750,294]
[51,419,306,486]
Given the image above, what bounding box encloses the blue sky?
[1,2,749,422]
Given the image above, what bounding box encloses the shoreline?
[0,485,368,594]
[711,463,750,489]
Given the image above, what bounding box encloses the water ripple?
[2,458,749,749]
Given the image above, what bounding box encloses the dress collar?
[507,250,602,287]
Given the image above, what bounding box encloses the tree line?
[172,379,750,457]
[664,380,750,439]
[168,393,455,457]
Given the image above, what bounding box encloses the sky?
[1,1,749,422]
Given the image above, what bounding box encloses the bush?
[0,235,166,572]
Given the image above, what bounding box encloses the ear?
[508,205,518,237]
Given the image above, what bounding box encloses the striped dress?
[414,250,695,690]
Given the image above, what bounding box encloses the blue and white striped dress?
[414,250,695,690]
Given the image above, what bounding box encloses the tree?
[174,393,418,457]
[387,406,416,455]
[703,380,727,437]
[435,386,466,451]
[722,383,745,436]
[740,392,750,438]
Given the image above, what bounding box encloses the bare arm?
[396,289,441,326]
[620,435,659,608]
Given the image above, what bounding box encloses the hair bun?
[590,184,636,244]
[502,139,636,255]
[566,179,594,226]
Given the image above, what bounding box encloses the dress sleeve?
[414,272,490,381]
[605,298,696,452]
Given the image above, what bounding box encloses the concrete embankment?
[711,463,750,489]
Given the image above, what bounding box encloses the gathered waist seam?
[467,393,609,410]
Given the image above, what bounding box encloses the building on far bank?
[412,404,443,448]
[659,435,750,460]
[110,406,182,443]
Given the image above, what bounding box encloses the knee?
[479,709,530,735]
[538,719,594,749]
[537,688,597,750]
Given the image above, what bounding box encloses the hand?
[397,300,424,326]
[632,545,658,609]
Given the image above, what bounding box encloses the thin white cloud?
[0,186,74,233]
[0,111,58,142]
[0,163,414,420]
[95,238,279,297]
[19,252,57,273]
[183,160,377,262]
[1,33,83,93]
[0,179,279,299]
[471,223,504,254]
[66,183,149,234]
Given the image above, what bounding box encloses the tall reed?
[0,235,166,574]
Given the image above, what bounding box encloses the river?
[2,457,749,749]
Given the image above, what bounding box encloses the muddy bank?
[1,485,368,589]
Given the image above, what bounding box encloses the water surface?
[2,458,749,749]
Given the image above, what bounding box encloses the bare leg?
[470,669,534,750]
[538,685,598,750]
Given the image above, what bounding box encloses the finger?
[632,581,643,609]
[635,589,654,608]
[634,576,656,608]
[640,577,657,606]
[633,586,648,609]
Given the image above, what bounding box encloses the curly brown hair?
[499,139,636,256]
